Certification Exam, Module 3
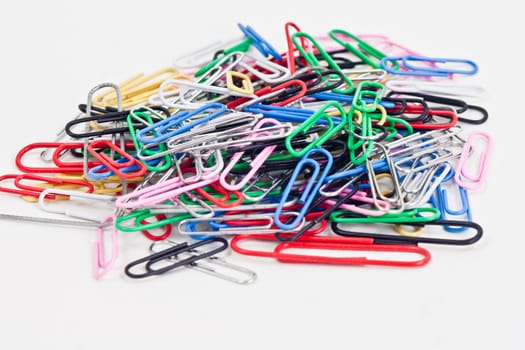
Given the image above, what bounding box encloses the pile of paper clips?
[0,22,492,284]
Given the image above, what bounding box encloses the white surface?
[0,1,522,349]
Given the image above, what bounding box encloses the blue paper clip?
[274,148,333,231]
[324,157,388,183]
[87,155,149,180]
[381,55,478,77]
[433,171,472,233]
[238,23,283,61]
[189,220,219,240]
[402,55,478,76]
[136,103,226,144]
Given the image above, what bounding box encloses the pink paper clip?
[324,190,390,216]
[115,176,184,209]
[137,176,219,207]
[219,118,285,191]
[115,175,220,209]
[93,214,118,280]
[454,130,492,190]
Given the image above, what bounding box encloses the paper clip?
[454,130,492,190]
[235,52,291,84]
[16,142,95,174]
[0,212,101,227]
[385,79,486,98]
[124,237,228,279]
[237,23,282,60]
[402,56,478,76]
[284,22,306,73]
[291,31,355,94]
[352,81,386,113]
[230,234,431,267]
[38,188,116,222]
[84,82,123,135]
[90,67,187,109]
[178,211,309,236]
[93,214,119,280]
[331,218,483,246]
[285,101,347,157]
[115,175,219,209]
[274,239,430,267]
[86,139,147,180]
[159,78,258,109]
[149,239,257,285]
[219,118,285,190]
[329,29,393,69]
[433,171,472,233]
[0,173,94,200]
[227,78,307,110]
[116,208,175,238]
[274,148,333,231]
[381,55,478,77]
[136,103,227,144]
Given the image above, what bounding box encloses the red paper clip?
[231,234,431,267]
[87,139,147,180]
[15,173,94,197]
[16,142,97,173]
[399,108,458,130]
[284,22,308,73]
[51,141,136,170]
[226,79,307,109]
[139,214,173,241]
[0,173,94,199]
[274,240,431,267]
[194,182,244,208]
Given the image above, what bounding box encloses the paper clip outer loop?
[454,130,492,190]
[402,55,479,76]
[124,237,228,279]
[274,148,333,231]
[93,214,119,280]
[87,139,147,180]
[285,101,347,157]
[274,240,431,267]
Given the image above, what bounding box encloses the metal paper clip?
[38,188,116,222]
[366,143,405,213]
[385,79,486,98]
[402,161,453,209]
[150,239,257,285]
[236,51,291,83]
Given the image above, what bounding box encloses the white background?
[0,1,522,349]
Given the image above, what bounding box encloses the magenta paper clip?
[454,130,492,190]
[324,190,390,216]
[220,118,286,191]
[93,214,118,280]
[115,176,219,209]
